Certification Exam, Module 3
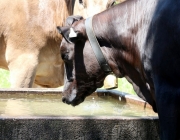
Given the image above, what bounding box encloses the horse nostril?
[62,97,67,103]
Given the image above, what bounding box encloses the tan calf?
[0,0,115,88]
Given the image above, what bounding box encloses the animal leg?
[8,54,39,88]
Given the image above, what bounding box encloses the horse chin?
[62,85,97,106]
[62,96,84,106]
[70,97,86,106]
[70,88,96,106]
[71,98,85,106]
[61,93,85,106]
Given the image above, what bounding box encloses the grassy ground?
[0,69,10,88]
[0,68,136,95]
[117,78,136,95]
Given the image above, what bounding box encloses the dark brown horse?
[57,0,180,139]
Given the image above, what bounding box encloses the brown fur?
[0,0,114,87]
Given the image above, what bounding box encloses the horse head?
[57,16,113,106]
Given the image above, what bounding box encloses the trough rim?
[0,116,158,120]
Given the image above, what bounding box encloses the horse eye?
[79,0,83,4]
[79,0,86,8]
[61,53,68,61]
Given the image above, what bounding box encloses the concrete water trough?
[0,88,159,140]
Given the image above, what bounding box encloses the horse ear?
[57,26,73,43]
[57,26,78,43]
[66,15,83,26]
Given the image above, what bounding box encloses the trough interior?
[0,89,157,117]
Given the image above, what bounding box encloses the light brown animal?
[0,0,115,88]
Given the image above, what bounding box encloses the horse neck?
[93,0,158,52]
[91,0,159,85]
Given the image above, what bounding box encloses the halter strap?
[85,17,112,74]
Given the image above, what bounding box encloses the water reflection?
[2,99,32,117]
[0,94,157,117]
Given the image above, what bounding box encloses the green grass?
[0,69,10,88]
[117,78,136,95]
[0,68,136,95]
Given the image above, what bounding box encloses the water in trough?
[0,91,157,117]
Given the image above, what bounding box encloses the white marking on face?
[69,28,77,38]
[68,88,77,102]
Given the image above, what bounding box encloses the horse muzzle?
[62,96,85,106]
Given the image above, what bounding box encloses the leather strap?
[85,17,112,74]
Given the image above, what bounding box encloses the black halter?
[85,16,112,74]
